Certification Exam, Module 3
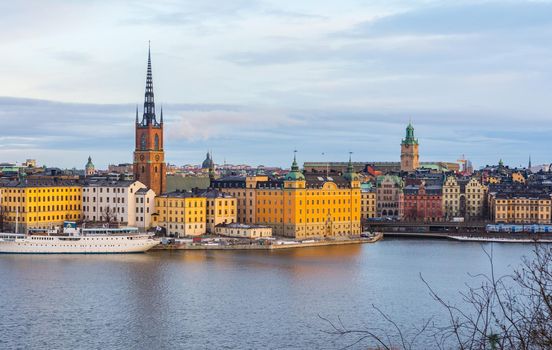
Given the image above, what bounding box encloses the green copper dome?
[286,153,305,181]
[402,122,418,145]
[85,156,94,169]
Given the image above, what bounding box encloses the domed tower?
[400,122,419,172]
[85,156,95,177]
[202,151,214,170]
[133,44,166,195]
[284,151,305,189]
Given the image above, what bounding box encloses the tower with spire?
[400,121,419,172]
[133,43,166,195]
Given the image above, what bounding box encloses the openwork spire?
[141,41,158,126]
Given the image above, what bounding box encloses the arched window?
[154,134,159,150]
[141,134,147,150]
[141,166,145,173]
[155,166,158,173]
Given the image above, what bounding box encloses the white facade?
[215,223,272,239]
[135,188,156,230]
[82,180,155,230]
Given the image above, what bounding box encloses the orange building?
[214,155,361,239]
[133,46,166,195]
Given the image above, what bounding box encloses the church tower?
[133,44,166,195]
[400,122,419,172]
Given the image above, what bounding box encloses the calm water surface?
[0,239,537,349]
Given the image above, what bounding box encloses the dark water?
[0,239,537,349]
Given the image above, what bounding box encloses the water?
[0,239,537,349]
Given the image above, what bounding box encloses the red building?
[402,181,443,222]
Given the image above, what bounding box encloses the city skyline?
[2,1,552,168]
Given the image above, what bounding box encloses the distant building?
[400,122,419,172]
[376,175,403,219]
[108,163,133,174]
[215,223,272,239]
[402,181,443,222]
[85,156,95,177]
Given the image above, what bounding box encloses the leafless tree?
[101,206,116,226]
[321,244,552,349]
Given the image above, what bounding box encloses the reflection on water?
[0,240,536,349]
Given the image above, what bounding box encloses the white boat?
[0,223,159,254]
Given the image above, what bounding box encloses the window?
[141,133,147,150]
[154,134,160,150]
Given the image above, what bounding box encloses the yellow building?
[489,192,551,224]
[152,191,206,237]
[198,189,237,233]
[0,180,82,232]
[361,186,377,220]
[214,174,267,224]
[215,155,361,239]
[442,176,487,220]
[512,172,526,184]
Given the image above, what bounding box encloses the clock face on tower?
[140,155,145,161]
[155,155,160,161]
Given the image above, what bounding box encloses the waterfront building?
[489,192,551,224]
[82,179,155,229]
[196,189,237,233]
[0,180,82,232]
[133,45,166,195]
[376,175,403,219]
[214,155,361,239]
[442,176,487,220]
[400,122,419,172]
[402,181,443,222]
[152,191,206,237]
[215,223,272,239]
[360,184,377,220]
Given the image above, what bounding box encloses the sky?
[1,0,552,169]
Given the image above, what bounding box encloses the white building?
[82,180,155,230]
[215,223,272,239]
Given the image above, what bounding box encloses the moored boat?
[0,222,159,254]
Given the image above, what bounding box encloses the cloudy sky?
[1,0,552,169]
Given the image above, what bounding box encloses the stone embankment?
[151,232,383,251]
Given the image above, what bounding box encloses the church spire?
[135,105,139,123]
[142,41,157,126]
[160,105,164,124]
